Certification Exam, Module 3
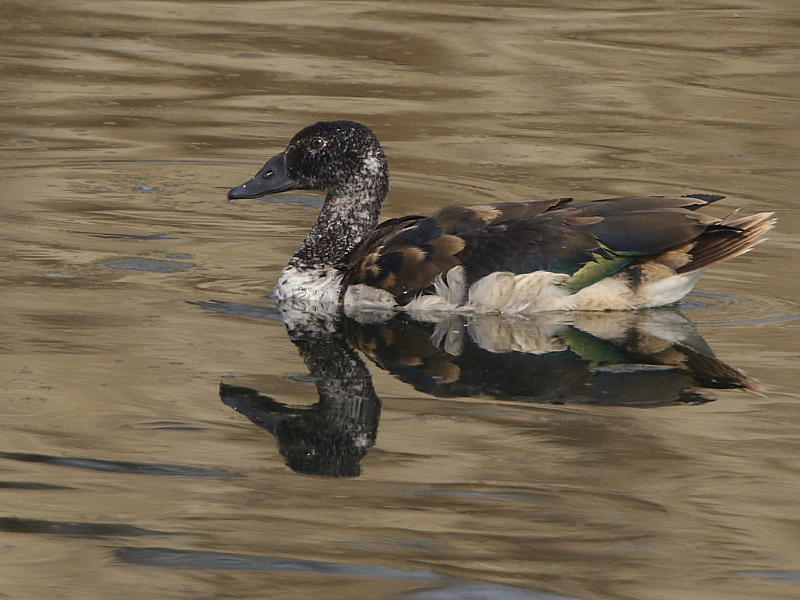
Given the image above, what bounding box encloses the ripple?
[0,452,240,478]
[0,517,174,538]
[0,481,73,490]
[742,570,800,583]
[102,257,197,273]
[678,291,799,326]
[115,546,586,599]
[403,580,587,600]
[115,547,441,581]
[190,300,283,321]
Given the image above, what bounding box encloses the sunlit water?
[1,2,799,599]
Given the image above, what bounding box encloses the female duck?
[228,121,773,314]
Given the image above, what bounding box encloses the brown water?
[2,1,799,599]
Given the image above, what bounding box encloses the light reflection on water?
[1,1,799,599]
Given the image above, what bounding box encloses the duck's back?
[341,194,773,314]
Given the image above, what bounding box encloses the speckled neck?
[291,153,389,268]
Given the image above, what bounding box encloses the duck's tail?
[678,212,776,274]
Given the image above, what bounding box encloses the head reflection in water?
[216,306,755,478]
[221,375,379,478]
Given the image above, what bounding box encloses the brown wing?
[341,198,574,303]
[342,194,773,302]
[431,197,573,234]
[342,215,465,303]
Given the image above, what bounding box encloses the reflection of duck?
[349,310,756,406]
[220,316,381,478]
[214,302,754,477]
[228,121,773,315]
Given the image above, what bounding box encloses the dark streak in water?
[0,481,73,490]
[70,158,265,166]
[256,193,324,207]
[405,486,545,503]
[115,547,586,599]
[402,580,586,600]
[0,452,240,478]
[103,258,197,272]
[70,230,177,241]
[743,570,800,583]
[190,300,283,321]
[114,547,441,581]
[0,517,176,538]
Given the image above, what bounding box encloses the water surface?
[1,2,799,599]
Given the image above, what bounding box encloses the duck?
[228,120,774,315]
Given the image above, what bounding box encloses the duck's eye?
[309,137,326,150]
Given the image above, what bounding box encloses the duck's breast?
[273,263,344,308]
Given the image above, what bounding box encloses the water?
[1,2,799,599]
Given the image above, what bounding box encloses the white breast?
[273,264,344,310]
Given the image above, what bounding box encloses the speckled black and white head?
[228,120,389,201]
[229,121,391,272]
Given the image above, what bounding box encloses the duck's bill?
[227,152,298,200]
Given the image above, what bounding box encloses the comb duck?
[228,120,774,315]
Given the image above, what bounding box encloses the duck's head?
[228,120,388,200]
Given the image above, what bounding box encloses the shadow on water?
[200,301,756,478]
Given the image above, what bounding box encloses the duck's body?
[228,121,774,315]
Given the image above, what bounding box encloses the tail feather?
[681,193,725,206]
[678,212,775,274]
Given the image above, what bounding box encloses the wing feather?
[342,194,771,301]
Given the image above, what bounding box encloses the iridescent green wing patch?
[560,243,642,292]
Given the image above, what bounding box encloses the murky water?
[2,2,799,599]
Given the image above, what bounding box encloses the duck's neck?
[292,170,388,268]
